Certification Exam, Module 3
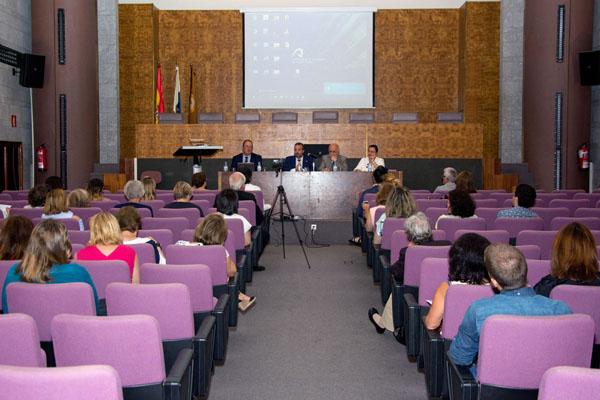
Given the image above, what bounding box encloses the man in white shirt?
[434,167,457,192]
[354,144,385,172]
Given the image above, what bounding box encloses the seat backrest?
[551,217,600,231]
[418,258,449,306]
[416,199,447,211]
[6,282,96,341]
[8,208,43,219]
[574,207,600,219]
[437,218,486,242]
[389,230,445,264]
[404,245,451,286]
[526,259,551,287]
[126,242,155,266]
[0,364,123,400]
[349,111,375,123]
[141,217,189,241]
[33,217,80,231]
[224,218,245,250]
[516,230,556,259]
[180,229,195,242]
[574,192,600,202]
[477,314,595,389]
[552,190,585,199]
[0,313,45,367]
[165,244,228,286]
[537,192,569,203]
[515,245,541,260]
[197,112,224,124]
[441,284,494,339]
[424,207,448,227]
[530,207,570,230]
[538,366,600,400]
[192,192,217,205]
[139,200,165,215]
[137,229,174,246]
[190,199,211,216]
[75,260,131,299]
[548,199,590,216]
[492,217,544,238]
[381,218,405,250]
[412,192,443,200]
[239,200,256,225]
[156,207,200,225]
[488,192,513,202]
[0,260,18,311]
[68,230,90,246]
[155,193,173,203]
[474,199,498,208]
[247,190,264,211]
[454,229,509,243]
[51,314,166,387]
[69,208,102,229]
[106,282,194,340]
[141,263,215,313]
[550,285,600,344]
[103,194,126,202]
[110,206,152,219]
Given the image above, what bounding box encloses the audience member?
[354,144,385,172]
[372,185,417,245]
[164,181,204,216]
[42,189,84,230]
[496,183,539,218]
[283,142,314,171]
[435,190,477,229]
[231,139,262,171]
[1,219,99,313]
[67,188,91,208]
[0,216,34,260]
[349,166,389,246]
[319,143,348,171]
[424,233,491,330]
[44,175,63,190]
[449,244,572,375]
[215,189,252,247]
[362,182,395,233]
[434,167,457,193]
[86,178,105,201]
[76,212,139,283]
[116,206,165,264]
[191,172,207,190]
[227,172,264,226]
[454,171,476,193]
[534,222,600,296]
[141,176,156,200]
[114,180,154,216]
[368,212,451,335]
[26,184,47,208]
[238,165,261,192]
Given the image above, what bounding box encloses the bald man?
[319,143,348,171]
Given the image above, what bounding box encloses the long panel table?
[218,171,403,220]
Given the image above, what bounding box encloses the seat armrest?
[446,350,478,400]
[403,294,423,358]
[422,317,446,398]
[227,272,239,327]
[380,252,391,304]
[212,294,230,362]
[163,347,194,400]
[193,315,216,398]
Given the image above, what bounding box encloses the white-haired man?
[434,167,457,193]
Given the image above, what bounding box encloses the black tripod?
[267,170,311,268]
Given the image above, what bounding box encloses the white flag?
[173,65,181,113]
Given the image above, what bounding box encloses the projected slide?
[243,10,374,109]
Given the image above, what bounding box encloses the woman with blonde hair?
[1,219,99,313]
[142,176,156,200]
[362,182,395,233]
[67,188,90,208]
[534,222,600,296]
[42,189,84,230]
[372,186,417,245]
[76,212,139,283]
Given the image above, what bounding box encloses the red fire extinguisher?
[578,143,590,170]
[36,144,47,172]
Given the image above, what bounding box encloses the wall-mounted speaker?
[57,9,65,64]
[59,94,67,188]
[18,53,45,88]
[554,92,563,190]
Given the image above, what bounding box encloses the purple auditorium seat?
[142,217,190,241]
[454,229,509,243]
[193,192,217,205]
[180,229,195,242]
[437,218,486,242]
[68,230,90,246]
[551,217,600,231]
[0,364,123,400]
[207,207,217,215]
[0,314,46,367]
[492,217,544,239]
[466,315,595,397]
[412,192,444,200]
[474,199,498,208]
[574,192,600,203]
[110,207,152,219]
[364,193,377,207]
[474,208,502,229]
[106,282,215,397]
[379,218,407,302]
[548,199,591,216]
[90,200,119,211]
[526,259,551,286]
[127,242,155,266]
[531,207,570,230]
[237,207,253,226]
[0,193,11,200]
[516,230,557,259]
[424,207,448,227]
[156,207,201,224]
[51,314,193,400]
[515,245,541,260]
[32,217,81,231]
[417,199,447,211]
[103,193,126,202]
[238,200,256,225]
[248,190,264,212]
[6,283,96,366]
[478,189,507,194]
[139,200,165,215]
[550,285,600,367]
[138,229,174,246]
[574,207,600,219]
[389,230,446,264]
[504,198,546,208]
[74,259,131,301]
[536,192,568,204]
[411,190,433,193]
[381,218,406,251]
[489,192,513,203]
[155,193,173,203]
[71,243,84,254]
[422,284,494,398]
[190,200,210,216]
[0,260,18,312]
[69,207,102,229]
[165,245,228,288]
[538,366,600,400]
[404,258,449,358]
[1,200,28,208]
[552,189,585,199]
[9,207,42,219]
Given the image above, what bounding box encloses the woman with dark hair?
[534,222,600,296]
[215,189,252,246]
[454,171,476,193]
[1,219,99,313]
[423,233,491,330]
[435,189,477,229]
[191,172,207,190]
[0,216,34,260]
[26,184,48,208]
[86,178,105,201]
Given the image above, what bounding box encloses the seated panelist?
[231,139,262,171]
[283,142,314,171]
[354,144,385,172]
[319,143,348,171]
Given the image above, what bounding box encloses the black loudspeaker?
[580,50,600,86]
[18,53,45,88]
[59,94,67,188]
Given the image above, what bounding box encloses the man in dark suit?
[231,139,263,171]
[283,142,314,171]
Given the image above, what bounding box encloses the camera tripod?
[266,169,311,269]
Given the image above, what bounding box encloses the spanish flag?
[188,64,196,123]
[155,63,165,123]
